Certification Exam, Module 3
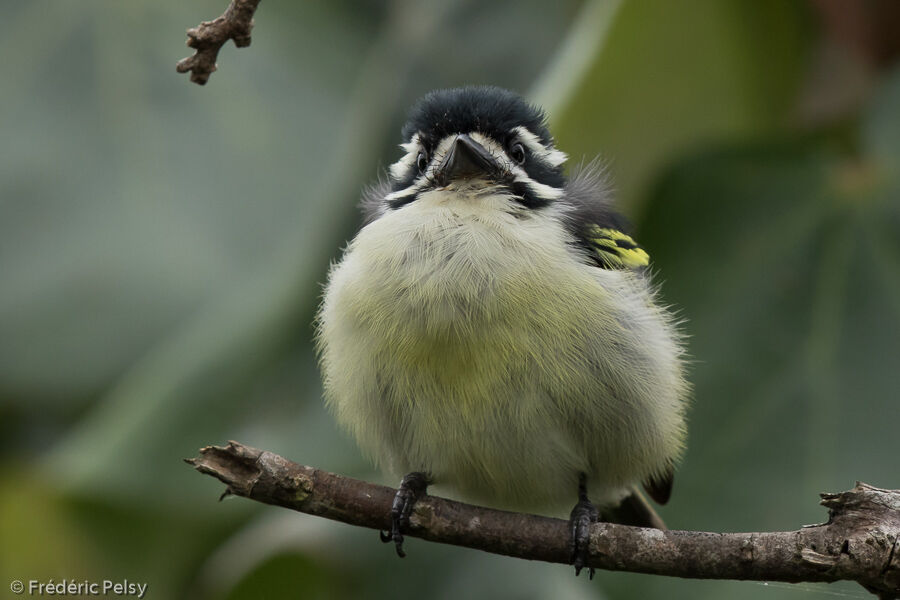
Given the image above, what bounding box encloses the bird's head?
[381,86,569,211]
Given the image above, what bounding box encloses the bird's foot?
[379,471,429,557]
[569,474,598,578]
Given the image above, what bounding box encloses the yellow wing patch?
[588,226,650,269]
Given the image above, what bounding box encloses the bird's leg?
[379,471,430,557]
[568,472,599,578]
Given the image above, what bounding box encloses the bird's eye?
[416,151,428,173]
[510,142,526,165]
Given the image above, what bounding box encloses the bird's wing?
[562,161,650,270]
[643,466,675,505]
[584,226,650,270]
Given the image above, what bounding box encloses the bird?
[316,85,688,577]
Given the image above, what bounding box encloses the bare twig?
[176,0,262,85]
[187,441,900,598]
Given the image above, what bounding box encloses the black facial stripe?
[388,191,419,210]
[384,86,569,212]
[386,177,558,211]
[392,168,419,191]
[508,180,553,209]
[519,154,566,190]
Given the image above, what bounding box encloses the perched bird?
[316,86,688,576]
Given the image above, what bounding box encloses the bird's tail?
[601,487,667,530]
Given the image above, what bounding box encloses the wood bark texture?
[187,441,900,598]
[176,0,261,85]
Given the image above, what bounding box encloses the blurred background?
[1,0,899,598]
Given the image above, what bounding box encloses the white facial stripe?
[384,183,421,202]
[467,132,510,168]
[512,126,568,167]
[544,149,568,167]
[432,135,457,162]
[509,163,563,200]
[385,135,449,202]
[400,135,420,153]
[384,132,564,206]
[388,133,422,181]
[513,174,564,200]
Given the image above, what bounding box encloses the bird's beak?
[437,134,501,183]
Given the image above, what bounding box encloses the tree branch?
[176,0,261,85]
[187,441,900,598]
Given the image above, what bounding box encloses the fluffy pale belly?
[325,307,626,510]
[317,198,686,511]
[374,328,593,507]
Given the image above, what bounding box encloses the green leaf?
[640,101,900,534]
[551,0,812,213]
[613,68,900,600]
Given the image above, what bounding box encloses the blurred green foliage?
[1,1,897,599]
[555,0,812,213]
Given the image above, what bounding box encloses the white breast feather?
[317,189,687,511]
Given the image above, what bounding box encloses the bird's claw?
[380,471,429,558]
[569,475,598,579]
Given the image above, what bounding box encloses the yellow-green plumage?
[588,226,651,269]
[316,185,688,513]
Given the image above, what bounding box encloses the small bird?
[316,86,688,577]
